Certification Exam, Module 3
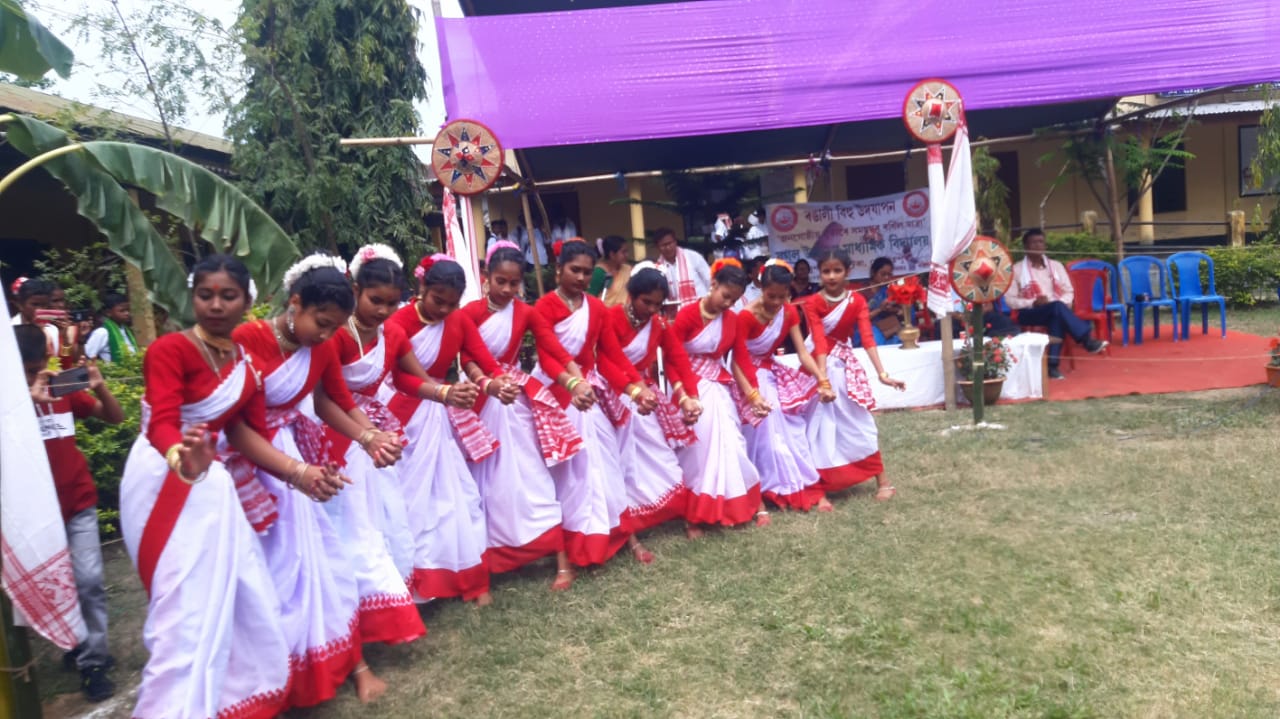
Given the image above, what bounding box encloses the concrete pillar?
[1228,210,1246,247]
[470,195,488,259]
[793,165,809,203]
[1136,171,1155,244]
[628,179,646,261]
[1080,210,1098,235]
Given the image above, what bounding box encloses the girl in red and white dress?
[671,258,770,533]
[461,242,582,590]
[121,255,291,719]
[533,240,658,567]
[603,262,703,562]
[737,260,838,512]
[800,249,905,501]
[386,255,512,606]
[231,255,404,707]
[325,245,430,651]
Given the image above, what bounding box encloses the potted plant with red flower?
[956,332,1015,405]
[885,275,927,349]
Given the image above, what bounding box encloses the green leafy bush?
[76,351,144,538]
[1202,244,1280,306]
[1011,231,1118,264]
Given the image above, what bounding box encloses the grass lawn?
[34,306,1280,719]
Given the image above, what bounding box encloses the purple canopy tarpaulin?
[437,0,1280,150]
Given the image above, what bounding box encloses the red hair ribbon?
[10,276,29,295]
[414,255,435,281]
[551,239,565,258]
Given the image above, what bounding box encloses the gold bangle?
[165,444,183,474]
[565,377,582,392]
[627,384,643,401]
[746,389,761,402]
[442,385,453,403]
[357,428,375,448]
[879,371,890,379]
[818,379,832,390]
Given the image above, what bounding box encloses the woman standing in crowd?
[461,242,581,590]
[386,255,511,607]
[801,249,904,501]
[790,259,820,299]
[534,240,656,567]
[604,261,702,562]
[588,235,633,307]
[737,260,837,512]
[671,258,769,534]
[231,255,403,706]
[326,244,430,652]
[120,254,293,718]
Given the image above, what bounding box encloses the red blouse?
[143,332,266,454]
[232,319,357,412]
[533,293,641,406]
[459,299,573,378]
[737,304,801,359]
[800,291,875,355]
[385,304,502,379]
[603,305,700,399]
[670,304,758,389]
[332,323,424,398]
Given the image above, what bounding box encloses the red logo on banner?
[770,205,799,232]
[903,191,929,218]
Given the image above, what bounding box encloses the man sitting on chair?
[1007,228,1107,379]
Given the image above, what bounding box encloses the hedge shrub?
[1202,244,1280,306]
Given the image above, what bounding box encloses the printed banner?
[765,190,931,280]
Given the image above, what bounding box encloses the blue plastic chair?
[1119,256,1179,344]
[1166,251,1226,339]
[1067,259,1129,345]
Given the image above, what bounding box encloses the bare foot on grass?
[550,569,574,592]
[354,663,387,704]
[474,591,494,607]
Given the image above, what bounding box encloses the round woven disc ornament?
[902,79,962,144]
[949,235,1014,304]
[430,119,504,195]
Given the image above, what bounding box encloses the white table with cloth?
[775,333,1048,410]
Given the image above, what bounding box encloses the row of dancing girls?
[119,253,422,719]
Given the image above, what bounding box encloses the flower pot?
[1267,365,1280,388]
[957,377,1005,405]
[898,324,921,350]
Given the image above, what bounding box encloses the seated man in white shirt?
[653,227,711,310]
[1005,228,1107,379]
[84,292,138,363]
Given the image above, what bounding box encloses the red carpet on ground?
[1048,325,1270,401]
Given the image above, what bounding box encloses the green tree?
[1249,98,1280,240]
[227,0,431,259]
[0,0,73,80]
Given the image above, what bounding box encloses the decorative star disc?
[430,119,504,196]
[950,236,1014,304]
[902,79,963,144]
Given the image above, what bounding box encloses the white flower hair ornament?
[631,260,661,276]
[348,243,403,280]
[187,272,258,303]
[281,254,348,294]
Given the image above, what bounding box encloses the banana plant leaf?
[2,114,300,323]
[0,0,73,80]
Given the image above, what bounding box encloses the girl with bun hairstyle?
[385,254,513,607]
[670,258,769,534]
[603,261,704,562]
[533,239,657,567]
[230,253,403,706]
[737,260,837,512]
[799,249,905,501]
[461,242,582,590]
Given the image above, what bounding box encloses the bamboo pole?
[0,594,41,719]
[520,191,545,296]
[969,305,986,424]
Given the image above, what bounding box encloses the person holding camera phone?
[84,292,138,363]
[9,277,67,365]
[16,324,123,702]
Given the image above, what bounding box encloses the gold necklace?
[351,315,378,332]
[193,324,235,356]
[414,300,441,326]
[698,298,717,323]
[556,288,581,312]
[189,329,223,374]
[271,317,299,355]
[487,297,506,313]
[624,303,644,329]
